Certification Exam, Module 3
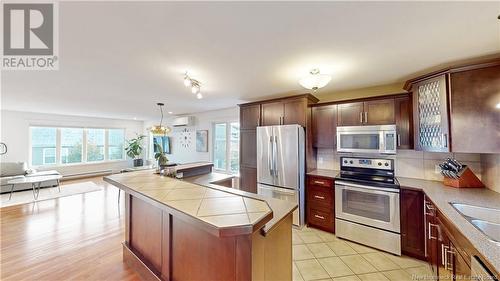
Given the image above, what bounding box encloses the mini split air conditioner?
[172,116,194,127]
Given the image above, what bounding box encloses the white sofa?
[0,162,61,193]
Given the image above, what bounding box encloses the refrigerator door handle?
[269,136,274,176]
[273,135,278,177]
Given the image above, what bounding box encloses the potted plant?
[154,142,169,169]
[125,134,145,167]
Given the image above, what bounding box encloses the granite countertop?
[398,177,500,274]
[104,170,297,237]
[307,169,339,179]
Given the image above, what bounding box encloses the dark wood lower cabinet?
[306,176,334,233]
[239,167,257,193]
[400,188,425,260]
[424,196,439,276]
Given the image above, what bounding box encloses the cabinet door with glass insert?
[412,74,450,152]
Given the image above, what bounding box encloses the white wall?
[0,110,144,175]
[144,107,239,165]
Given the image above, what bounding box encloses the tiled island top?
[104,170,296,237]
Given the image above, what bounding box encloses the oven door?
[335,180,400,233]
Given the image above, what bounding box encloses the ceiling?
[2,1,499,120]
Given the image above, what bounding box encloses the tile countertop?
[398,177,500,274]
[104,170,297,236]
[307,169,339,178]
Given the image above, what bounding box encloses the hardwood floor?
[0,177,139,281]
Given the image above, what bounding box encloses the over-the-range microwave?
[336,125,397,154]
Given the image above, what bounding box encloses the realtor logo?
[2,2,59,70]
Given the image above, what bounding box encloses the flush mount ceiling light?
[183,72,203,98]
[150,103,171,136]
[299,68,332,91]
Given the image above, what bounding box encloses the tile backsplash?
[480,154,500,193]
[316,149,495,191]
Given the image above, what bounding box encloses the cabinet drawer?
[307,177,333,188]
[307,185,333,208]
[308,207,334,232]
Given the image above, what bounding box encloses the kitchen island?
[104,170,296,281]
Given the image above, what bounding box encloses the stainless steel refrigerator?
[256,124,305,227]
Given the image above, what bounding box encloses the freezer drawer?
[258,183,301,226]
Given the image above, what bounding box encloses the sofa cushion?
[0,162,27,177]
[27,170,61,177]
[0,175,24,186]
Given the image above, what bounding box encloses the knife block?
[443,166,484,188]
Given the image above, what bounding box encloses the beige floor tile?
[299,226,317,232]
[405,265,434,280]
[318,257,354,278]
[357,272,390,281]
[345,241,378,254]
[361,252,400,271]
[326,241,357,256]
[306,243,336,258]
[333,275,360,281]
[293,233,304,245]
[293,245,315,261]
[381,269,413,281]
[383,253,428,268]
[298,232,323,243]
[316,231,340,242]
[295,259,330,281]
[293,262,304,281]
[340,255,377,275]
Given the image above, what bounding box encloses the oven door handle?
[335,180,400,193]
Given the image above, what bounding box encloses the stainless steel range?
[335,156,401,255]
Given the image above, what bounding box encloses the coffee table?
[7,174,63,200]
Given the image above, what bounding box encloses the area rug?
[0,181,103,208]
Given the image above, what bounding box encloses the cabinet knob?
[314,195,325,200]
[313,180,325,185]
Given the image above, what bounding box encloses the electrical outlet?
[434,164,442,174]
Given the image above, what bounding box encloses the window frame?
[212,121,239,175]
[29,126,126,168]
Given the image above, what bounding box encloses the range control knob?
[378,162,382,166]
[385,163,389,167]
[349,160,353,164]
[344,160,348,164]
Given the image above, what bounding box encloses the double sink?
[451,203,500,244]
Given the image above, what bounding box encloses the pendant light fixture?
[299,68,332,91]
[150,103,171,136]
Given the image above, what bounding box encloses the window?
[87,129,105,162]
[213,122,239,174]
[30,126,125,166]
[108,129,125,160]
[31,127,56,165]
[61,128,83,164]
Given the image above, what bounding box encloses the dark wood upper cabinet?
[261,101,284,126]
[240,104,261,130]
[405,58,500,154]
[337,102,364,126]
[364,99,395,125]
[240,130,256,168]
[412,74,450,152]
[449,65,500,153]
[395,95,413,149]
[400,188,425,260]
[312,105,337,148]
[283,99,307,127]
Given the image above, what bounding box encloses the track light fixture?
[183,72,203,98]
